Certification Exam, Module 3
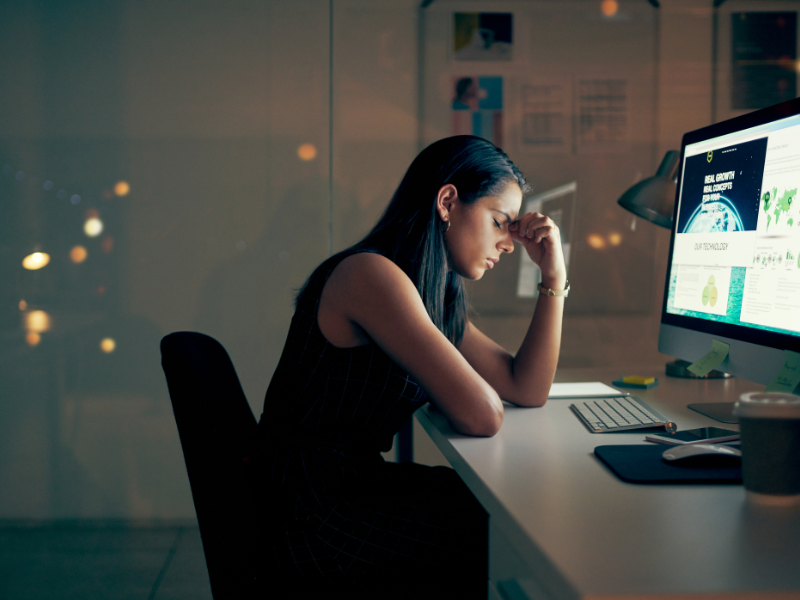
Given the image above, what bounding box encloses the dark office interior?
[2,1,799,598]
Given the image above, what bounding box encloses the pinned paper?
[764,350,800,394]
[687,340,729,377]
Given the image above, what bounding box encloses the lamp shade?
[617,150,679,229]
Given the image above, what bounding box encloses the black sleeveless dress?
[257,251,488,597]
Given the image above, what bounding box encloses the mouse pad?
[594,445,742,484]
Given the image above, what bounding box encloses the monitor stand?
[687,402,738,424]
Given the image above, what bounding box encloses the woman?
[257,136,566,598]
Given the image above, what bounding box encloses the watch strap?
[537,280,570,297]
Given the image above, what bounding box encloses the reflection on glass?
[70,245,88,263]
[587,234,607,249]
[84,217,103,237]
[297,143,318,161]
[601,0,618,17]
[25,310,51,333]
[100,338,116,353]
[114,181,130,196]
[22,252,50,270]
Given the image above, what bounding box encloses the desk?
[414,367,800,600]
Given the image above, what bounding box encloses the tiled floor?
[0,521,212,600]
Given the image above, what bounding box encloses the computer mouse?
[662,443,742,463]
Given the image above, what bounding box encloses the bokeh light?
[71,194,81,205]
[114,181,130,196]
[22,252,50,270]
[601,0,618,17]
[19,300,27,311]
[85,209,99,219]
[297,143,318,161]
[84,217,103,237]
[608,232,622,246]
[25,310,51,333]
[26,332,41,346]
[100,338,116,353]
[43,180,53,191]
[70,245,88,263]
[587,234,607,250]
[101,235,114,253]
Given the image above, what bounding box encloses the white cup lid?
[735,392,800,419]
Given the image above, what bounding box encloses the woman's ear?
[436,184,459,223]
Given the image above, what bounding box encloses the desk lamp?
[617,150,731,379]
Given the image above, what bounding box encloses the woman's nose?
[499,233,514,253]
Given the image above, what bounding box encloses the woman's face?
[444,181,522,280]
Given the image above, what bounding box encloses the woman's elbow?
[456,404,503,437]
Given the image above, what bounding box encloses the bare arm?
[320,253,504,436]
[458,213,566,407]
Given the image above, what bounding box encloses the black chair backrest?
[160,331,265,599]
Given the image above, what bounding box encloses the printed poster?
[454,13,513,61]
[452,75,503,148]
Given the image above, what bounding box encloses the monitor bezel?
[660,96,800,355]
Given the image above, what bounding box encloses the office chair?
[160,331,267,599]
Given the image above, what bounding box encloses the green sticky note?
[764,350,800,394]
[687,340,729,377]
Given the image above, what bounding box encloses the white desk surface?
[415,367,800,600]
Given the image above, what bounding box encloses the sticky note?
[622,375,655,385]
[687,340,729,377]
[764,350,800,394]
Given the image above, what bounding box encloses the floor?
[0,520,212,600]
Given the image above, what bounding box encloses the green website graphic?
[667,266,800,337]
[762,186,799,232]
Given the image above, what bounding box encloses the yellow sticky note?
[687,340,729,377]
[764,350,800,394]
[622,376,655,385]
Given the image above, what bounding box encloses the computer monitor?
[659,97,800,386]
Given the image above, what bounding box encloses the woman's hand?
[509,212,567,289]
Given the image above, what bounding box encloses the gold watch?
[537,280,570,297]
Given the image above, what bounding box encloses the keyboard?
[570,396,676,433]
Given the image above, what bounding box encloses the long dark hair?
[300,135,530,346]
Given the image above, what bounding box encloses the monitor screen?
[661,98,800,382]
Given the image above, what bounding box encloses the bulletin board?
[420,0,661,316]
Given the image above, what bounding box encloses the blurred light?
[19,300,27,311]
[26,332,41,346]
[71,194,81,205]
[587,234,607,249]
[96,285,106,295]
[43,180,54,191]
[85,209,99,219]
[601,0,619,16]
[57,190,67,199]
[114,181,130,196]
[70,245,88,263]
[103,189,114,199]
[608,232,622,246]
[25,310,51,333]
[84,217,103,237]
[15,171,24,181]
[101,235,114,253]
[22,252,50,270]
[297,143,317,161]
[100,338,116,353]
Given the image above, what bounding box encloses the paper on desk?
[687,340,729,377]
[548,382,624,398]
[764,349,800,394]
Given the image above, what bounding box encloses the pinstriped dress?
[257,251,488,597]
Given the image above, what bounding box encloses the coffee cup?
[734,392,800,506]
